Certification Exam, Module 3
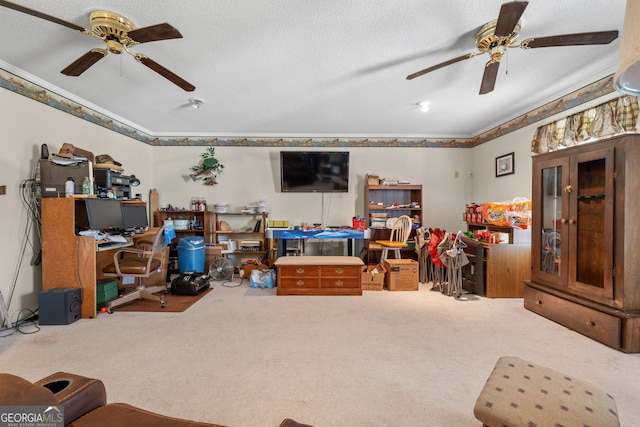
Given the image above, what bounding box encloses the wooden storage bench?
[275,256,363,295]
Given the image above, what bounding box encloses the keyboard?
[96,239,132,252]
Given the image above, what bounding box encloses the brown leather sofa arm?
[0,373,58,406]
[35,372,107,426]
[280,418,314,427]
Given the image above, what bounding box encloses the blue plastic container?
[177,236,206,273]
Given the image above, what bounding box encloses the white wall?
[151,146,472,230]
[0,86,621,321]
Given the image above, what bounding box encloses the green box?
[96,279,118,308]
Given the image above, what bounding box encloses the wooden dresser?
[275,256,363,295]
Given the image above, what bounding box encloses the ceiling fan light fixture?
[189,98,204,109]
[615,0,640,95]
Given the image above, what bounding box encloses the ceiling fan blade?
[136,55,195,91]
[0,0,86,32]
[479,61,500,94]
[494,1,528,37]
[61,50,107,76]
[523,30,619,48]
[406,53,475,80]
[128,23,183,44]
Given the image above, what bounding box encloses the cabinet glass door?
[539,163,565,277]
[532,156,570,286]
[568,148,614,298]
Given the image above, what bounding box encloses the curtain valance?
[531,95,640,153]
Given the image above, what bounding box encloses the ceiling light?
[615,0,640,95]
[188,98,204,109]
[417,101,430,112]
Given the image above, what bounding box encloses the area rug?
[113,288,213,313]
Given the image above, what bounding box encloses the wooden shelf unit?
[210,211,268,261]
[153,210,210,243]
[364,184,422,263]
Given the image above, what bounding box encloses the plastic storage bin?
[177,236,205,273]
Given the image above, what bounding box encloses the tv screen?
[122,205,149,229]
[280,151,349,192]
[85,198,125,231]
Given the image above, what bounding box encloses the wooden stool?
[474,356,619,427]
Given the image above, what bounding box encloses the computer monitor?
[85,198,125,231]
[122,205,149,229]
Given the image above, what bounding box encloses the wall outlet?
[122,276,135,285]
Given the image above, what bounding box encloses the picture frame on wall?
[495,152,515,177]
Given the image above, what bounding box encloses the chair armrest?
[35,372,107,425]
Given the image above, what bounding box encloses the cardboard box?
[361,263,386,291]
[384,259,419,291]
[96,279,118,308]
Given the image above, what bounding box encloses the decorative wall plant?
[190,147,225,185]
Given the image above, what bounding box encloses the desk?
[267,228,369,258]
[42,198,165,319]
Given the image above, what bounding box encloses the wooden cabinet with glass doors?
[524,134,640,353]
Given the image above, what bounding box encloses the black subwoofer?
[39,288,82,325]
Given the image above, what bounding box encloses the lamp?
[615,0,640,95]
[129,175,141,186]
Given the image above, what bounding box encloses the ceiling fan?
[406,0,618,95]
[0,0,195,91]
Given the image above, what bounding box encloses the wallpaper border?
[0,68,615,148]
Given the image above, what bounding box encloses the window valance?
[531,95,640,153]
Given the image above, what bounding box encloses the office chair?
[102,227,168,312]
[375,215,413,262]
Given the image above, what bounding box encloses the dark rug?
[113,288,213,313]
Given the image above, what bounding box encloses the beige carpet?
[2,280,639,427]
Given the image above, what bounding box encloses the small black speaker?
[39,288,82,325]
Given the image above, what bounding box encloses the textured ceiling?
[0,0,626,139]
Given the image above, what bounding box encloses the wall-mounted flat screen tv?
[280,151,349,192]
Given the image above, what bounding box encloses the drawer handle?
[536,300,542,305]
[335,268,344,274]
[296,280,305,287]
[296,268,305,274]
[587,321,596,327]
[335,280,344,287]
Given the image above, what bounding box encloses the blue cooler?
[177,236,206,273]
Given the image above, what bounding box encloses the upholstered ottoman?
[474,356,619,427]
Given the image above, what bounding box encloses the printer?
[94,169,132,199]
[39,159,90,198]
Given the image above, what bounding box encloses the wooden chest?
[275,256,363,295]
